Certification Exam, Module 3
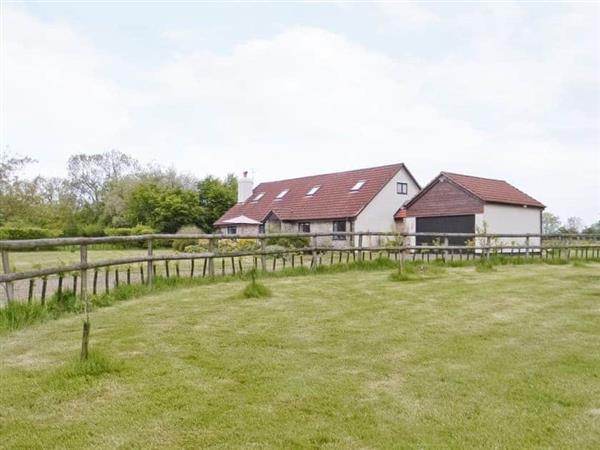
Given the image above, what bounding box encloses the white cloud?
[0,6,146,173]
[1,4,598,223]
[375,1,439,29]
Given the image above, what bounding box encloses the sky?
[1,1,599,224]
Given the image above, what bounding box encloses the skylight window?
[275,189,289,199]
[350,180,366,192]
[306,185,320,196]
[252,192,265,201]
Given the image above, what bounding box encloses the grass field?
[1,263,599,448]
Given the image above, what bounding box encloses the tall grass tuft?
[243,269,272,299]
[63,352,119,378]
[0,302,49,331]
[47,289,81,316]
[476,259,496,273]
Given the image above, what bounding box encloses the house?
[215,163,421,246]
[395,172,545,248]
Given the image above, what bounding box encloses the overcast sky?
[1,1,599,223]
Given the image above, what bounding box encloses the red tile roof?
[395,172,544,219]
[442,172,544,208]
[216,163,412,225]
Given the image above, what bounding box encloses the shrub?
[265,245,287,254]
[104,225,155,236]
[80,224,106,237]
[0,227,61,240]
[172,225,203,252]
[266,236,310,249]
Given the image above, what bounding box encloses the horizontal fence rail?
[1,232,599,304]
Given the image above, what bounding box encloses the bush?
[264,245,287,254]
[104,225,155,236]
[0,227,62,240]
[80,224,106,237]
[266,236,310,249]
[172,225,204,252]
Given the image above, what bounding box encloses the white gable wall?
[354,167,420,246]
[476,203,543,248]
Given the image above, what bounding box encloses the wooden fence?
[1,232,599,305]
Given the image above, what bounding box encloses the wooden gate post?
[1,250,14,303]
[147,239,154,286]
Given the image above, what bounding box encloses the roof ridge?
[255,163,405,187]
[441,171,507,183]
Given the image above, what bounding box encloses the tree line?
[0,150,237,237]
[542,212,598,235]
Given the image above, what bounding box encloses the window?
[350,180,366,192]
[227,226,237,235]
[306,185,320,196]
[253,192,265,201]
[298,222,311,233]
[258,224,265,234]
[333,221,346,240]
[275,189,289,199]
[396,182,408,195]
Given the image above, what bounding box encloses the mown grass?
[0,263,599,448]
[2,255,598,333]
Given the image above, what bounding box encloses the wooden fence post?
[525,235,530,258]
[311,234,318,269]
[260,238,267,272]
[358,234,363,261]
[80,244,90,361]
[208,238,216,277]
[147,239,154,286]
[1,250,14,303]
[443,237,449,262]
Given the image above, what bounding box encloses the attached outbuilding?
[395,172,545,248]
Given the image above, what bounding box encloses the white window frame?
[253,192,265,201]
[332,221,347,240]
[306,186,320,196]
[226,226,237,235]
[396,182,408,195]
[350,180,366,192]
[275,189,289,199]
[298,222,311,233]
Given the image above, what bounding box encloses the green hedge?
[104,225,155,236]
[0,227,62,240]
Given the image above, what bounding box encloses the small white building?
[395,172,545,248]
[215,163,421,246]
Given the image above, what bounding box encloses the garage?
[416,215,475,246]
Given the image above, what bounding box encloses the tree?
[560,216,585,234]
[0,150,35,191]
[583,220,600,234]
[125,182,203,233]
[197,174,237,232]
[542,212,561,234]
[67,150,140,206]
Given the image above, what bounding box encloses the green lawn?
[1,263,599,448]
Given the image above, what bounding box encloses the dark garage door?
[416,215,475,246]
